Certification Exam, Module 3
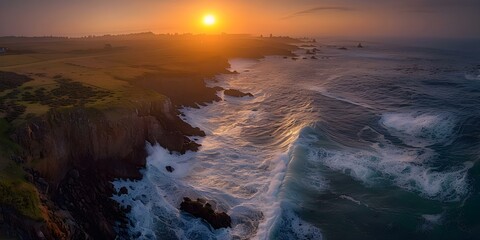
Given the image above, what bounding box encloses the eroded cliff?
[5,95,203,239]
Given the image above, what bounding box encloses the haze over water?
[113,41,480,239]
[2,0,480,38]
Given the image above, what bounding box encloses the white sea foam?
[307,144,472,201]
[112,144,224,239]
[422,213,443,224]
[465,70,480,80]
[306,84,375,110]
[380,112,457,147]
[113,67,319,239]
[340,195,364,206]
[270,207,323,240]
[300,172,329,193]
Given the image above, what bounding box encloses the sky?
[0,0,479,38]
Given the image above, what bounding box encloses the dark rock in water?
[119,187,128,195]
[357,43,363,48]
[224,89,253,98]
[306,50,314,55]
[180,197,232,229]
[70,169,80,179]
[311,56,318,59]
[165,165,175,172]
[338,47,348,50]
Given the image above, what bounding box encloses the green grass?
[0,119,43,221]
[0,163,43,220]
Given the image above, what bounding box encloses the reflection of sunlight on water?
[228,58,259,72]
[113,55,326,239]
[169,57,321,239]
[114,44,480,239]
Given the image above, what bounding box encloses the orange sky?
[1,0,479,38]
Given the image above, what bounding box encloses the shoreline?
[0,34,298,239]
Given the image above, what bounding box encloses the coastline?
[0,34,297,239]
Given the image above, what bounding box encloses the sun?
[203,14,216,26]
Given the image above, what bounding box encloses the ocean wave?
[307,144,472,202]
[112,144,221,239]
[380,111,457,147]
[269,207,323,240]
[464,69,480,80]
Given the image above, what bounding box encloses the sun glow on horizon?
[203,14,216,26]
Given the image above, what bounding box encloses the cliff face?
[9,97,203,239]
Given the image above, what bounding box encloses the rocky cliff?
[5,96,204,239]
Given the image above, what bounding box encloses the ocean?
[113,41,480,240]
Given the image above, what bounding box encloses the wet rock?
[165,166,175,172]
[224,89,253,98]
[338,47,348,50]
[119,187,128,195]
[180,197,232,229]
[357,43,363,48]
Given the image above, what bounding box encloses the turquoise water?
[114,42,480,239]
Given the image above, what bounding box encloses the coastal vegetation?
[0,118,42,220]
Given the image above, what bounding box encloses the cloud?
[282,6,355,19]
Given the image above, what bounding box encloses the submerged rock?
[165,166,175,172]
[224,89,253,98]
[180,197,232,229]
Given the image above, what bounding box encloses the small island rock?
[224,89,253,97]
[166,166,175,172]
[180,197,232,229]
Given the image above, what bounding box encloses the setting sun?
[203,14,216,26]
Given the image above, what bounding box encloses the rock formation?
[180,197,231,229]
[7,97,203,239]
[224,89,253,98]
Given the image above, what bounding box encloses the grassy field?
[0,34,295,120]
